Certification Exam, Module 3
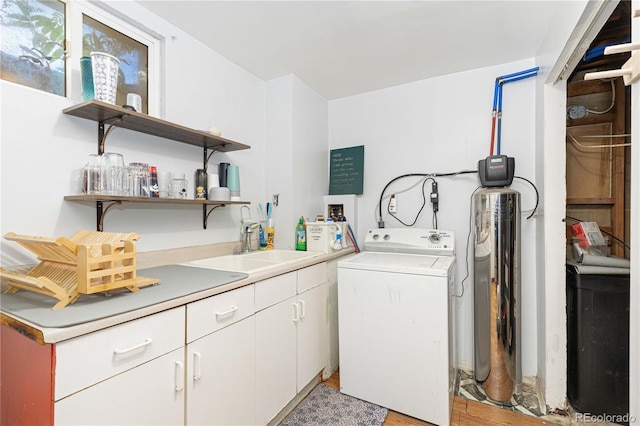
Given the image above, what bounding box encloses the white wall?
[329,59,540,375]
[0,1,266,264]
[265,75,328,249]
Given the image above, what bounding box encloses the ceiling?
[138,1,564,100]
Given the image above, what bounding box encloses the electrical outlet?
[567,105,586,119]
[389,195,397,213]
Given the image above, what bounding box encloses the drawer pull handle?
[215,305,238,318]
[175,360,184,391]
[113,338,153,355]
[293,302,299,323]
[298,300,306,319]
[193,351,202,380]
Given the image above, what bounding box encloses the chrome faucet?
[241,222,260,253]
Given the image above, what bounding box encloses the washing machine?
[338,228,456,426]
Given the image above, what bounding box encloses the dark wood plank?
[63,100,250,151]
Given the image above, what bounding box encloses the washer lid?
[338,251,454,276]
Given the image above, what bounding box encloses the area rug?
[279,383,388,426]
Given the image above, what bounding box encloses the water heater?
[473,187,521,402]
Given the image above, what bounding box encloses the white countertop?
[0,249,353,344]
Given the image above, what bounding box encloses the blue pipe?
[498,67,539,82]
[500,70,538,85]
[494,67,539,155]
[583,38,631,61]
[497,82,503,154]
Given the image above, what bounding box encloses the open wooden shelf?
[63,100,250,151]
[62,101,252,231]
[64,194,249,206]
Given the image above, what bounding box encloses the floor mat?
[279,383,388,426]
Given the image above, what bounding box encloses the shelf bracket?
[96,201,123,231]
[204,147,220,172]
[98,116,126,154]
[203,204,225,229]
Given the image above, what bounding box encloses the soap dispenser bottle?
[296,217,307,251]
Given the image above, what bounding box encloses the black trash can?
[566,262,630,419]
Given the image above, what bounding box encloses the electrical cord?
[564,215,630,250]
[387,177,434,227]
[514,175,539,219]
[566,131,631,149]
[455,185,482,298]
[377,169,477,227]
[586,79,615,115]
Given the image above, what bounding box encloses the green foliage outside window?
[0,0,66,95]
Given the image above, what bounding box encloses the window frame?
[66,0,162,116]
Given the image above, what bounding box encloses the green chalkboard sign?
[329,145,364,195]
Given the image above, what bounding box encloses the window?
[83,14,148,112]
[71,1,160,114]
[0,0,66,95]
[1,0,160,114]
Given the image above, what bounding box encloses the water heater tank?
[473,188,521,403]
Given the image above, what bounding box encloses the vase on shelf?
[90,52,119,104]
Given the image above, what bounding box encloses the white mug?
[126,93,142,112]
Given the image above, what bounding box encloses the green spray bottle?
[295,217,307,251]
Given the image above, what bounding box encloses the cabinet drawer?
[297,262,327,293]
[254,272,296,312]
[187,284,254,342]
[55,307,185,400]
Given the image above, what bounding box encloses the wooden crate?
[1,231,159,309]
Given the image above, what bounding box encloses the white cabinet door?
[296,283,327,390]
[255,265,328,425]
[186,316,255,426]
[54,347,185,425]
[254,296,297,426]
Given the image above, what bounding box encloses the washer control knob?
[372,234,379,240]
[429,233,442,244]
[383,234,391,241]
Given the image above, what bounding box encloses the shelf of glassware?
[62,100,252,231]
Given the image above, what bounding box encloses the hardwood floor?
[322,370,560,426]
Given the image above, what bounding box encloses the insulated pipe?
[490,67,539,155]
[496,81,503,155]
[490,80,500,156]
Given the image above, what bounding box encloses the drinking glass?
[101,152,125,195]
[169,173,188,199]
[128,162,150,197]
[157,171,172,198]
[85,154,102,194]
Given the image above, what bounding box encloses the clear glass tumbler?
[169,177,188,199]
[128,162,150,197]
[101,152,125,195]
[85,153,102,194]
